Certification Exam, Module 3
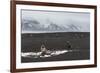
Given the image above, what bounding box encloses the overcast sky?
[21,9,90,32]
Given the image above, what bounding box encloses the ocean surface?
[21,32,90,63]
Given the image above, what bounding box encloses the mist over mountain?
[21,10,90,33]
[21,18,89,33]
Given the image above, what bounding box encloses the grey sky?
[21,9,90,33]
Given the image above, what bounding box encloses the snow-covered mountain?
[21,19,88,33]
